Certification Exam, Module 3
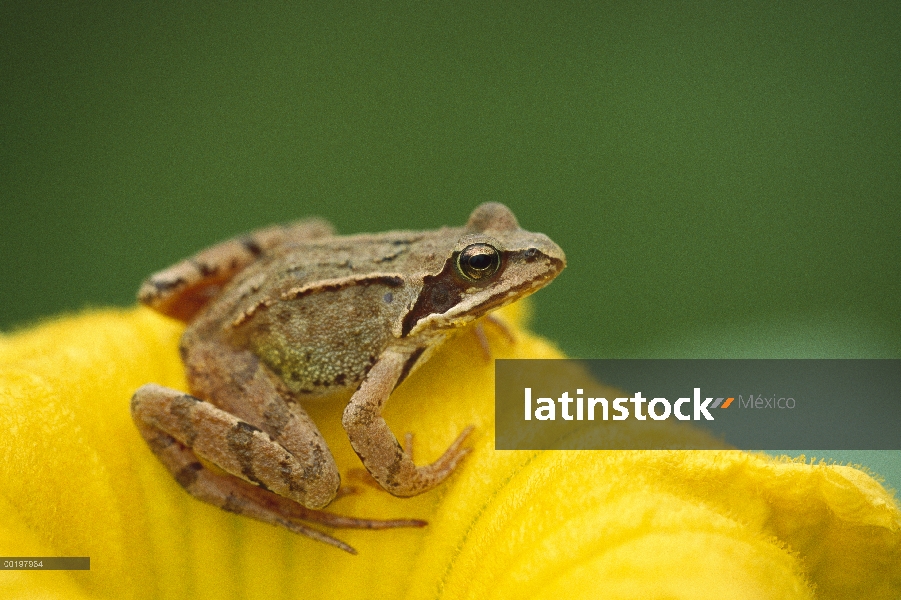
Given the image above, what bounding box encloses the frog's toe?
[418,424,475,485]
[333,484,361,499]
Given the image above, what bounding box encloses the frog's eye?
[457,243,501,282]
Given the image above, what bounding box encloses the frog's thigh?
[139,217,334,322]
[182,339,341,501]
[341,348,472,498]
[131,383,336,510]
[129,406,364,552]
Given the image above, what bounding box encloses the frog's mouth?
[402,249,565,337]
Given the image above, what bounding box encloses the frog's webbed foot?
[342,349,474,498]
[132,384,425,554]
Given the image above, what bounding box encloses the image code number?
[4,560,42,569]
[0,557,89,570]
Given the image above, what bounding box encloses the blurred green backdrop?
[2,4,899,485]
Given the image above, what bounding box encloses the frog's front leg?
[342,348,473,497]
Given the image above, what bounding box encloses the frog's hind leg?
[178,338,344,509]
[131,383,425,553]
[138,218,334,322]
[131,410,422,554]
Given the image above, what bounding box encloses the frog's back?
[185,229,454,398]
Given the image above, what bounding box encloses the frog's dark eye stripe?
[456,243,501,281]
[402,244,508,336]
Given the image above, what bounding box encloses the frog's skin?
[131,203,565,552]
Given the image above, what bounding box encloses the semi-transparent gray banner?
[0,557,90,570]
[495,359,901,450]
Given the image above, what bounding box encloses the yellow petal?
[1,304,898,599]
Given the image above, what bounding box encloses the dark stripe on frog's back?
[272,234,426,275]
[224,234,420,289]
[203,230,453,330]
[229,275,412,398]
[280,274,404,301]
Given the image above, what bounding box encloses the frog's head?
[401,203,566,337]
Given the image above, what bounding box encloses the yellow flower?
[1,303,899,599]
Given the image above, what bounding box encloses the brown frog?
[131,202,565,552]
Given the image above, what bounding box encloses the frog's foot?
[347,427,474,496]
[333,484,361,500]
[484,313,516,343]
[472,324,492,361]
[472,314,517,360]
[426,425,474,480]
[403,427,474,477]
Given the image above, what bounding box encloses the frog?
[131,202,565,553]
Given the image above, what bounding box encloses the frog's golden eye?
[457,243,501,282]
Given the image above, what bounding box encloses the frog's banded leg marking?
[342,348,474,497]
[131,384,425,553]
[138,218,334,322]
[176,338,343,508]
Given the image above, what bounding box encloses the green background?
[2,5,899,487]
